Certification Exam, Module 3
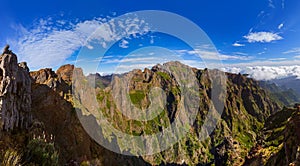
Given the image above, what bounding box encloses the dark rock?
[0,49,32,130]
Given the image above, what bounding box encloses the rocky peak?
[30,64,75,86]
[30,66,74,102]
[30,68,57,84]
[0,45,32,130]
[56,64,74,84]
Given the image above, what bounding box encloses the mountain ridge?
[0,48,297,166]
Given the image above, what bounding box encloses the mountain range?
[0,48,300,165]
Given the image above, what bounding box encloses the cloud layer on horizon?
[223,65,300,80]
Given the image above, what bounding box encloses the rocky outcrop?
[0,47,287,165]
[244,108,300,166]
[29,65,148,165]
[87,73,112,88]
[56,64,74,84]
[90,61,280,165]
[0,45,31,130]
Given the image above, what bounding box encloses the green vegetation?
[3,61,294,165]
[129,90,146,106]
[96,93,104,102]
[260,81,300,107]
[95,80,105,89]
[157,71,171,81]
[24,139,59,166]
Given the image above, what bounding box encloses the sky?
[1,0,300,80]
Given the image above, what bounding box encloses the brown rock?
[30,68,57,84]
[56,64,74,84]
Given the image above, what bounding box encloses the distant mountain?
[259,81,300,107]
[3,48,300,165]
[272,76,300,94]
[87,73,112,88]
[74,62,281,165]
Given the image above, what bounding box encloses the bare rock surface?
[0,45,32,130]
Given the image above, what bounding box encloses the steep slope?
[78,62,281,165]
[29,65,149,165]
[272,76,300,95]
[0,48,284,165]
[0,45,32,131]
[244,107,300,166]
[259,81,300,107]
[87,73,112,89]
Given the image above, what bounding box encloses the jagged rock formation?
[30,65,148,165]
[244,107,300,166]
[87,73,112,88]
[79,61,281,165]
[0,48,292,165]
[0,45,31,130]
[56,64,74,84]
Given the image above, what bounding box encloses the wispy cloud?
[244,32,283,43]
[7,16,149,70]
[268,0,275,8]
[269,57,287,61]
[257,11,265,18]
[176,48,252,61]
[119,39,129,48]
[278,23,284,29]
[282,0,285,8]
[102,56,159,64]
[283,48,300,55]
[223,59,300,67]
[232,42,245,47]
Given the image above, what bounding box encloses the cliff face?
[0,47,31,131]
[81,62,281,165]
[29,65,148,165]
[244,108,300,166]
[0,48,289,165]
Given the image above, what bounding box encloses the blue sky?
[1,0,300,80]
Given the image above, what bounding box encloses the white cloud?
[7,16,149,70]
[268,0,275,8]
[232,42,245,47]
[283,48,300,55]
[102,57,158,64]
[220,57,300,80]
[223,59,300,67]
[257,11,265,17]
[150,36,154,44]
[278,23,284,29]
[119,39,129,48]
[223,65,300,80]
[234,52,248,56]
[269,58,286,61]
[218,54,252,60]
[177,48,252,61]
[244,32,283,43]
